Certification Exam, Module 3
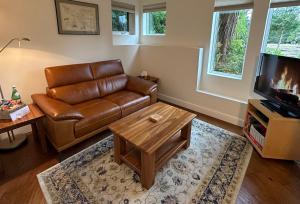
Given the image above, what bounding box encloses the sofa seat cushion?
[103,90,150,117]
[74,99,121,137]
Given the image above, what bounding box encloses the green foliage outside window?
[265,6,300,59]
[112,10,128,32]
[145,11,166,34]
[213,10,252,75]
[265,48,284,56]
[150,11,166,34]
[212,6,300,76]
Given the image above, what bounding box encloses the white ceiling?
[215,0,300,7]
[271,0,300,3]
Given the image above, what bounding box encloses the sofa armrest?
[31,94,84,121]
[126,76,158,96]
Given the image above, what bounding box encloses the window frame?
[207,9,253,80]
[261,9,273,53]
[143,10,167,36]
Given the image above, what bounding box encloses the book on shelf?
[247,131,263,150]
[245,113,266,150]
[250,125,265,149]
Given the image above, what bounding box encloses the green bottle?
[11,86,21,101]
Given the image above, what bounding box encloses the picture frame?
[54,0,100,35]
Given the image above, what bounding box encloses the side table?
[0,104,46,152]
[137,75,159,84]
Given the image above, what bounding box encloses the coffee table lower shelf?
[110,103,196,189]
[120,137,187,175]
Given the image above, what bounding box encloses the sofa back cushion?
[91,60,124,79]
[47,81,100,105]
[98,74,128,97]
[91,59,127,96]
[45,63,100,104]
[45,63,93,88]
[44,59,127,104]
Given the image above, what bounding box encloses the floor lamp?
[0,38,30,100]
[0,37,30,150]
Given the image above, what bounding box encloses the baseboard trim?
[158,93,244,127]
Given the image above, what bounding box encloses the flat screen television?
[254,53,300,118]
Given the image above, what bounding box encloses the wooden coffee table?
[109,102,196,189]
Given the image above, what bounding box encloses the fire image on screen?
[256,57,300,108]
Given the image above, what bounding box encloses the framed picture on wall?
[55,0,100,35]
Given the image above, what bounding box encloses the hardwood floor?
[0,108,300,204]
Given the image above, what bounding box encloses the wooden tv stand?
[243,99,300,160]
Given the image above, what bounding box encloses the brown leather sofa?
[32,59,157,152]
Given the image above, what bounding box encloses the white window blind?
[214,0,253,11]
[270,0,300,8]
[112,1,135,13]
[143,2,166,13]
[215,0,300,10]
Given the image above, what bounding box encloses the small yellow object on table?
[149,114,162,122]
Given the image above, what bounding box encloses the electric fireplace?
[254,54,300,118]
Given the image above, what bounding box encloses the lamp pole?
[0,85,3,99]
[0,37,31,151]
[0,37,30,100]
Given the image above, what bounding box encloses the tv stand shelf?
[244,99,300,160]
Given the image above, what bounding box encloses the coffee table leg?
[181,121,192,149]
[141,152,155,189]
[114,134,125,164]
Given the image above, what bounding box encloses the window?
[111,1,135,35]
[143,3,167,35]
[143,11,167,35]
[262,5,300,59]
[112,10,129,33]
[208,9,253,78]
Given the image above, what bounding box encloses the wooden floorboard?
[0,105,299,204]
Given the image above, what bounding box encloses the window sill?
[207,71,243,80]
[143,34,165,36]
[113,31,134,36]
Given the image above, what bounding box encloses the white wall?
[140,0,214,47]
[0,0,141,137]
[199,0,271,102]
[140,45,247,126]
[138,0,272,126]
[0,0,274,130]
[0,0,140,103]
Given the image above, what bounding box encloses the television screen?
[255,54,300,113]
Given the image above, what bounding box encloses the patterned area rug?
[38,119,252,204]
